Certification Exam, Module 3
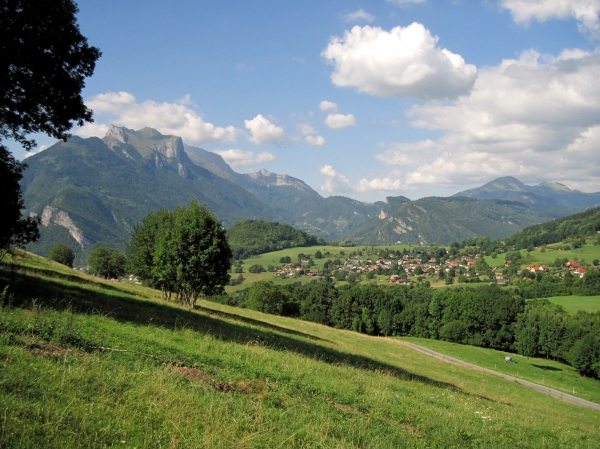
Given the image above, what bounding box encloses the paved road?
[397,340,600,412]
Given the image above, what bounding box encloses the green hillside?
[0,251,599,447]
[227,220,326,259]
[504,206,600,249]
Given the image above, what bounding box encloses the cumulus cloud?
[245,114,286,145]
[75,92,239,144]
[500,0,600,36]
[325,113,356,129]
[376,49,600,190]
[297,123,326,145]
[319,165,351,193]
[345,9,375,23]
[319,100,338,112]
[355,177,405,192]
[306,135,326,146]
[213,149,276,167]
[322,23,477,100]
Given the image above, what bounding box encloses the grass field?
[1,251,599,447]
[546,295,600,314]
[399,337,600,404]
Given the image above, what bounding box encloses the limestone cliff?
[41,206,89,248]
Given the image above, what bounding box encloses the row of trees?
[212,280,600,379]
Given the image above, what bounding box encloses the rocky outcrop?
[104,124,129,150]
[150,136,185,159]
[41,206,89,247]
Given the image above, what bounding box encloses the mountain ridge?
[19,125,600,264]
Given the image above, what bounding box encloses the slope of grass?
[546,295,600,314]
[0,251,599,448]
[399,337,600,404]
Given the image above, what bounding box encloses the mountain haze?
[346,196,564,245]
[454,176,600,210]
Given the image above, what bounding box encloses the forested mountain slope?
[346,196,564,245]
[226,220,326,259]
[503,206,600,248]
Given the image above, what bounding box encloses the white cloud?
[75,92,240,144]
[298,123,317,135]
[306,135,326,146]
[298,123,325,145]
[213,149,276,167]
[345,9,375,23]
[319,164,351,193]
[325,113,356,129]
[322,23,477,100]
[319,100,338,112]
[244,114,286,145]
[500,0,600,36]
[376,49,600,191]
[355,177,405,192]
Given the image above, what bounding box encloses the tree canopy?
[226,219,326,259]
[0,0,101,150]
[0,0,100,256]
[48,243,75,268]
[88,246,126,279]
[127,199,232,307]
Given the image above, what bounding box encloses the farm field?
[546,295,600,314]
[1,251,599,447]
[484,242,600,269]
[399,337,600,404]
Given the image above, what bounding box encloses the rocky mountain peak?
[104,124,129,149]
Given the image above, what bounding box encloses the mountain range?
[20,125,600,265]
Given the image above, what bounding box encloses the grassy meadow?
[1,251,599,447]
[399,337,600,404]
[546,295,600,314]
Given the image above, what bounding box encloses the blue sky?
[16,0,600,201]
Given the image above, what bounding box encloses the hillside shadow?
[194,304,332,343]
[532,364,563,372]
[0,268,496,400]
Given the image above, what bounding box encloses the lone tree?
[48,243,75,268]
[88,246,126,279]
[127,199,232,307]
[0,0,101,256]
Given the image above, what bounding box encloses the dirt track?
[397,340,600,412]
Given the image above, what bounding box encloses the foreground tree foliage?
[0,0,100,256]
[0,147,40,260]
[127,199,232,307]
[88,247,126,279]
[48,243,75,268]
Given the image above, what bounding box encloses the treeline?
[226,220,326,259]
[210,280,600,379]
